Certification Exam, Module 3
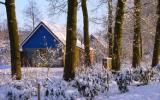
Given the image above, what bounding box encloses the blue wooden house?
[20,21,87,67]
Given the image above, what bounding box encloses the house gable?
[21,23,62,49]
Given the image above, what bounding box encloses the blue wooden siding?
[22,25,61,49]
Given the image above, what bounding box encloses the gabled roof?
[21,21,84,49]
[90,34,107,48]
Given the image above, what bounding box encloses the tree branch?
[0,1,5,5]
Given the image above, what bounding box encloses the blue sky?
[0,0,107,33]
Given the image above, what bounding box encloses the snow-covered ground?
[0,67,159,100]
[96,83,160,100]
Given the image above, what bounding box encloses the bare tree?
[1,0,22,80]
[112,0,126,71]
[152,0,160,67]
[107,0,113,58]
[63,0,78,81]
[23,0,42,31]
[46,0,67,16]
[81,0,91,66]
[132,0,142,68]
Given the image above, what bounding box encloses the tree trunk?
[132,0,142,68]
[112,0,126,71]
[152,0,160,67]
[63,0,78,81]
[5,0,21,80]
[107,0,113,58]
[81,0,91,66]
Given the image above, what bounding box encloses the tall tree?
[81,0,91,66]
[5,0,21,80]
[23,0,42,31]
[132,0,142,68]
[63,0,78,81]
[112,0,126,71]
[107,0,113,58]
[152,0,160,67]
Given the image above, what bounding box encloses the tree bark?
[112,0,126,71]
[63,0,78,81]
[81,0,91,66]
[152,0,160,67]
[132,0,142,68]
[107,0,113,58]
[5,0,21,80]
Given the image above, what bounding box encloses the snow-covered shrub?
[72,66,110,99]
[4,80,35,100]
[115,72,129,93]
[131,67,154,85]
[6,88,31,100]
[156,64,160,71]
[33,43,63,68]
[150,65,160,82]
[0,47,10,65]
[42,78,80,100]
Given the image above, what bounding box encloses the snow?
[42,21,85,49]
[96,83,160,100]
[0,65,10,69]
[0,66,159,100]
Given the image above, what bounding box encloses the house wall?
[21,23,64,67]
[22,25,61,49]
[90,35,107,63]
[90,50,95,64]
[21,48,64,67]
[21,47,94,67]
